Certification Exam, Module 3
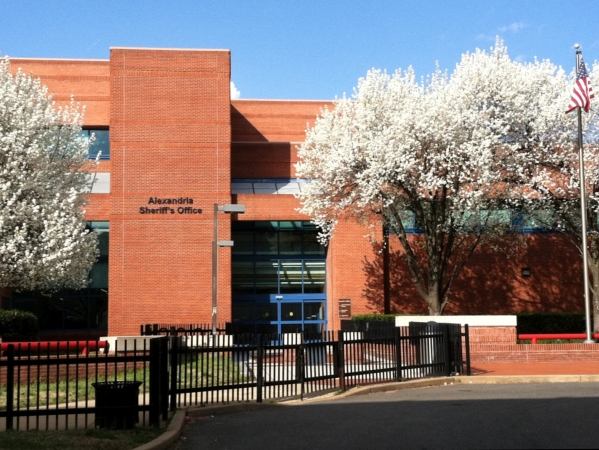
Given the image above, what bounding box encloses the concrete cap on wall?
[395,315,517,327]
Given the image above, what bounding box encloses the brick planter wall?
[467,326,599,363]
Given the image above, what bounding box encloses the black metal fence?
[0,338,169,431]
[140,323,228,336]
[0,323,470,431]
[169,323,471,407]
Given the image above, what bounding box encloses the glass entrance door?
[232,259,326,335]
[275,294,326,335]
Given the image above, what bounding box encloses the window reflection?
[304,302,324,320]
[255,261,278,294]
[232,261,254,294]
[304,261,326,293]
[280,260,303,293]
[79,129,110,160]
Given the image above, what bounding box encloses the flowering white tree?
[297,41,576,315]
[0,57,98,291]
[525,61,599,329]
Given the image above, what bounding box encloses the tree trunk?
[426,283,443,316]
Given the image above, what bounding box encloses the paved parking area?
[173,382,599,449]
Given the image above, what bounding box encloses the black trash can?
[92,381,143,429]
[409,321,444,376]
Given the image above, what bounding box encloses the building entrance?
[231,221,327,335]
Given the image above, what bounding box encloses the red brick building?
[5,47,585,338]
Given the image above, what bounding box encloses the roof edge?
[7,57,109,62]
[110,46,230,52]
[232,98,333,103]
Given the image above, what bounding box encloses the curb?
[186,402,282,417]
[458,374,599,384]
[284,377,457,403]
[133,409,186,450]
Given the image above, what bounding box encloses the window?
[88,221,109,288]
[10,221,109,333]
[389,209,559,234]
[79,128,110,160]
[232,221,325,257]
[232,221,326,295]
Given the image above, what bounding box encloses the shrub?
[351,314,401,322]
[0,309,40,341]
[516,312,585,334]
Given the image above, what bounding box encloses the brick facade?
[6,48,588,337]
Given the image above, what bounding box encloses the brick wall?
[230,100,329,179]
[466,326,599,363]
[387,233,584,315]
[9,58,110,125]
[327,220,385,330]
[108,48,232,335]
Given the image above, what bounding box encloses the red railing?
[0,340,108,355]
[518,333,599,344]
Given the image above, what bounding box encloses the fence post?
[395,327,403,382]
[464,324,471,376]
[298,333,305,401]
[442,325,451,377]
[256,335,263,403]
[160,338,169,421]
[5,344,14,430]
[149,337,161,426]
[169,337,178,411]
[337,330,345,392]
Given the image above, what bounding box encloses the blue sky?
[1,1,598,99]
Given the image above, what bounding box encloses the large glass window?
[79,129,110,160]
[303,261,326,293]
[232,221,325,257]
[232,260,326,295]
[253,221,278,255]
[88,221,109,288]
[232,261,254,294]
[232,221,326,295]
[255,261,279,294]
[10,221,109,337]
[231,221,327,335]
[280,260,303,293]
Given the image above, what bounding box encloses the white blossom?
[297,39,586,315]
[0,57,98,291]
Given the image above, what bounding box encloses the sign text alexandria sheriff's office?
[139,197,203,215]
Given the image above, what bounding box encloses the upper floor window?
[232,221,325,257]
[79,128,110,160]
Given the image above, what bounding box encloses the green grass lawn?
[1,353,248,410]
[0,425,165,450]
[0,368,149,410]
[178,353,250,387]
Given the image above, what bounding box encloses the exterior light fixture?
[212,204,246,334]
[521,268,531,277]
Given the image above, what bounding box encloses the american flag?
[566,56,594,114]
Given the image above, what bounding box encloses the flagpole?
[575,44,594,343]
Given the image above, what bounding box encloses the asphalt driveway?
[172,382,599,449]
